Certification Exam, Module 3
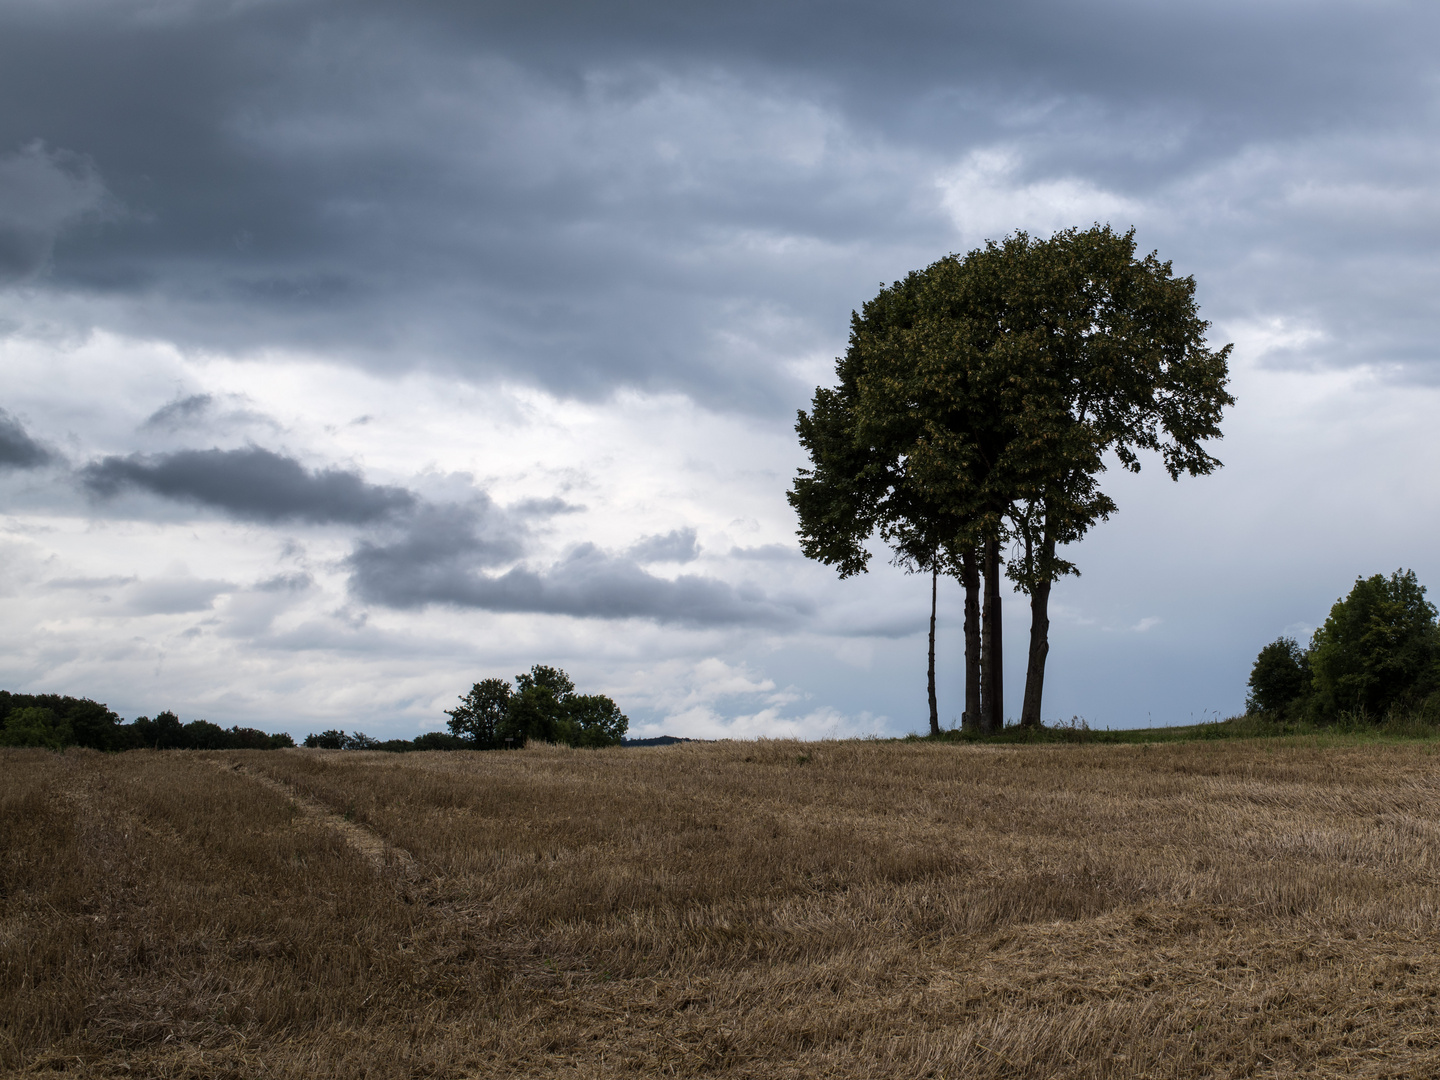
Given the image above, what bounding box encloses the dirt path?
[211,758,415,873]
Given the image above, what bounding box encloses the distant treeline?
[0,693,516,753]
[0,693,294,751]
[0,678,633,754]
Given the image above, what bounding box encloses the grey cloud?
[348,522,807,626]
[140,392,281,435]
[142,393,213,431]
[6,2,1438,411]
[730,543,798,561]
[829,613,928,639]
[219,571,316,636]
[256,615,473,659]
[79,446,416,524]
[45,574,137,589]
[0,141,114,283]
[254,571,314,593]
[629,527,699,564]
[509,496,584,518]
[348,500,526,576]
[0,408,55,469]
[125,576,234,615]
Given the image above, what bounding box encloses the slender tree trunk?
[927,564,940,736]
[981,535,1003,734]
[1019,580,1051,728]
[1020,530,1055,729]
[962,546,981,733]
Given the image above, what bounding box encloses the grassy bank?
[920,711,1440,745]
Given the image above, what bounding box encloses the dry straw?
[5,738,1440,1077]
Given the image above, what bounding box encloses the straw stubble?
[5,738,1440,1076]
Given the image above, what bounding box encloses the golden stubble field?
[6,738,1440,1078]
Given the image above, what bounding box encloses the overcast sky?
[3,0,1439,739]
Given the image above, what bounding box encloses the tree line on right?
[1248,569,1440,724]
[790,225,1234,734]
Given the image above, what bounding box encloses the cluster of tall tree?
[1248,569,1440,722]
[790,226,1233,733]
[446,665,629,748]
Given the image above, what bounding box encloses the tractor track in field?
[210,758,416,874]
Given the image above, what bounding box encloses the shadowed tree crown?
[1247,637,1310,714]
[450,665,629,748]
[1309,570,1440,717]
[791,225,1233,730]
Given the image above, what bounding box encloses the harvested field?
[6,738,1440,1078]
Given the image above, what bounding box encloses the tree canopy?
[445,677,514,746]
[1246,570,1440,723]
[0,692,295,751]
[791,225,1233,732]
[1310,570,1440,717]
[1246,637,1310,716]
[446,665,629,748]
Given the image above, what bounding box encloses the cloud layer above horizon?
[3,0,1440,738]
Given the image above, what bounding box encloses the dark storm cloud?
[0,408,55,469]
[0,141,113,284]
[347,501,526,578]
[628,527,699,564]
[3,0,1437,409]
[348,518,805,627]
[79,447,416,524]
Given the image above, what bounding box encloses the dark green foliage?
[0,707,71,749]
[0,692,123,749]
[299,729,468,752]
[0,691,294,750]
[300,729,466,752]
[562,694,631,748]
[1309,570,1440,718]
[1246,637,1310,715]
[411,731,467,750]
[61,698,124,749]
[445,677,512,746]
[516,665,575,699]
[790,226,1233,733]
[180,719,231,750]
[500,686,560,743]
[131,710,185,748]
[126,711,294,749]
[1246,569,1440,724]
[501,666,573,744]
[448,665,629,748]
[229,726,296,749]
